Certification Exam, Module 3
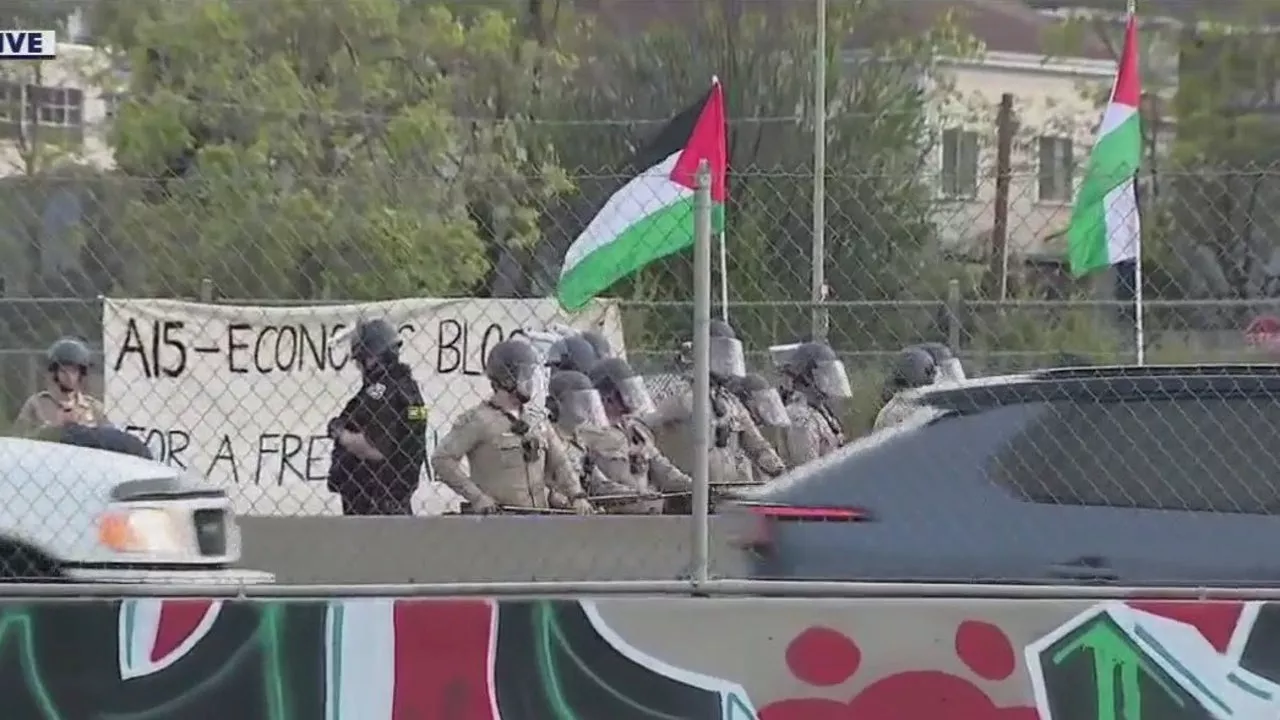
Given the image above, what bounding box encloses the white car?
[0,437,274,584]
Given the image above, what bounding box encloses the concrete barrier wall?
[0,594,1258,719]
[238,516,749,583]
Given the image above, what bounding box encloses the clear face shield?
[748,387,790,427]
[558,389,608,428]
[813,360,853,399]
[510,363,540,403]
[709,337,747,379]
[615,376,656,416]
[936,358,966,383]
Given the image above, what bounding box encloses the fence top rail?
[4,579,1280,600]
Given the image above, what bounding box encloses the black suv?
[727,364,1280,585]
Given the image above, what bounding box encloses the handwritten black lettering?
[473,323,504,376]
[255,433,333,484]
[124,425,190,469]
[207,434,240,484]
[113,319,187,378]
[227,323,252,374]
[437,319,462,374]
[437,319,511,376]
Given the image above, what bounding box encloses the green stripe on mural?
[556,198,724,310]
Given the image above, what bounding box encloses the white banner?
[102,298,625,516]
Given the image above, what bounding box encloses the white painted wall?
[927,52,1116,258]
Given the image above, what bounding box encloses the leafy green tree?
[94,0,570,300]
[521,0,977,360]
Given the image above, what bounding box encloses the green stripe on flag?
[556,199,725,310]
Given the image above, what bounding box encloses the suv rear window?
[990,396,1280,513]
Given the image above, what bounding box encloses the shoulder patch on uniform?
[406,404,428,421]
[366,382,386,399]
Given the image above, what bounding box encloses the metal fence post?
[691,160,713,591]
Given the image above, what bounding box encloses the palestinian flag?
[557,79,727,311]
[1066,11,1142,276]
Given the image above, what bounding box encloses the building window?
[24,85,84,145]
[940,128,979,198]
[26,86,84,128]
[1038,135,1075,203]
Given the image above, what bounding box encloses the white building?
[929,50,1116,260]
[0,41,116,175]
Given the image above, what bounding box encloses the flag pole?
[713,75,730,323]
[1128,0,1144,365]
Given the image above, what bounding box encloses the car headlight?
[98,508,185,555]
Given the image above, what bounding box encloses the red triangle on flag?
[669,79,728,203]
[1112,13,1141,107]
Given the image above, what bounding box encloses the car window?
[989,396,1280,513]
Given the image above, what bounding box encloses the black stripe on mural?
[493,599,721,720]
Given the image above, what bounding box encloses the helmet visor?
[559,389,608,428]
[813,360,853,399]
[748,388,790,427]
[510,363,539,401]
[937,358,966,383]
[615,376,655,416]
[709,337,747,379]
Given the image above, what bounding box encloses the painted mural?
[0,596,1274,719]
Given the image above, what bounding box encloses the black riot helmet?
[589,357,655,416]
[914,342,965,382]
[883,346,937,401]
[786,342,853,400]
[486,339,541,403]
[47,337,92,373]
[351,319,402,364]
[546,335,598,374]
[546,370,607,428]
[730,373,790,427]
[580,329,614,360]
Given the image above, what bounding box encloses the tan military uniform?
[432,402,586,509]
[551,424,632,498]
[873,393,915,432]
[649,386,786,486]
[14,390,108,435]
[784,401,845,468]
[585,416,692,514]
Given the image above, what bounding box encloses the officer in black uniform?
[545,334,598,374]
[327,319,429,516]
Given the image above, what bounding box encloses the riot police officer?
[781,342,852,467]
[546,371,635,505]
[916,342,966,383]
[545,335,598,375]
[433,339,593,514]
[873,345,937,431]
[649,320,786,485]
[16,337,108,434]
[580,329,615,360]
[589,357,692,514]
[327,319,429,516]
[729,373,791,473]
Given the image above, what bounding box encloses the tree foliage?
[519,0,977,355]
[94,0,569,300]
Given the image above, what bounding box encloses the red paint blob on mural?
[784,626,862,687]
[954,620,1017,681]
[152,599,215,662]
[761,623,1040,720]
[1126,600,1244,653]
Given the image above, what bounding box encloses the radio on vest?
[0,31,56,60]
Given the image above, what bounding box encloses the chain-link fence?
[2,0,1280,583]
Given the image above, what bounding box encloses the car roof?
[0,436,176,487]
[903,363,1280,413]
